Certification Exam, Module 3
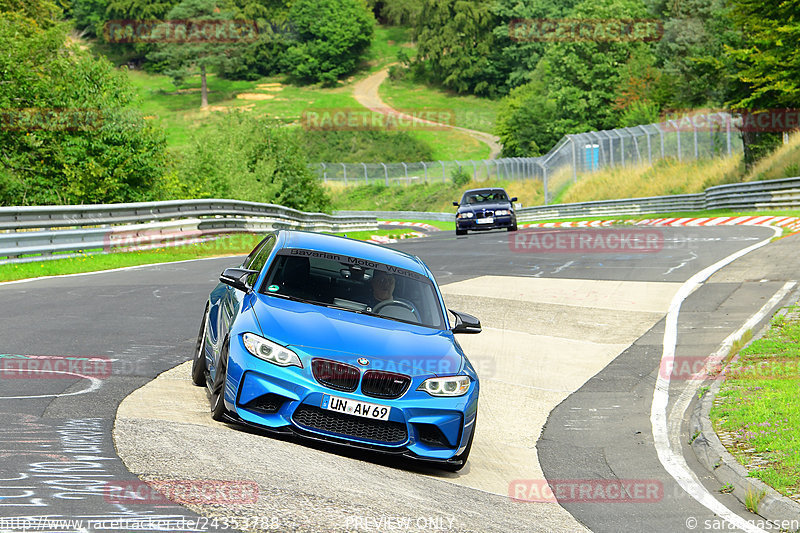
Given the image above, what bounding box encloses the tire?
[507,224,518,232]
[191,307,209,387]
[441,414,476,472]
[455,228,467,236]
[210,339,230,421]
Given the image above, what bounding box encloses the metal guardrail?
[334,210,454,222]
[0,200,377,264]
[337,177,800,224]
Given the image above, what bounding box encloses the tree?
[0,14,168,205]
[283,0,375,85]
[70,0,110,38]
[412,0,498,95]
[147,0,248,108]
[495,63,558,157]
[378,0,423,26]
[177,115,331,212]
[0,0,61,26]
[653,0,743,109]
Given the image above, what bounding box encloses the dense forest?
[0,0,797,207]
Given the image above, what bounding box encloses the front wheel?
[191,307,209,387]
[455,228,467,236]
[210,340,230,421]
[507,223,518,232]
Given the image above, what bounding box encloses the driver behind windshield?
[368,270,395,308]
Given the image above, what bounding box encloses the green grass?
[0,229,424,283]
[364,26,417,73]
[128,70,362,151]
[327,178,544,212]
[710,306,800,497]
[379,77,499,134]
[408,129,490,161]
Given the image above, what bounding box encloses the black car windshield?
[462,191,508,204]
[259,249,446,329]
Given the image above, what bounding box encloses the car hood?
[458,202,511,213]
[252,296,464,377]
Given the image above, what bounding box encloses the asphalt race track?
[1,225,798,533]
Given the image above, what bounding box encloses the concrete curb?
[689,291,800,524]
[520,215,800,231]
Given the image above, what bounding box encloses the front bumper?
[224,340,479,462]
[456,214,516,231]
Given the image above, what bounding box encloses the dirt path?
[352,68,503,159]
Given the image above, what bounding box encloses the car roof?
[278,230,430,276]
[463,188,508,195]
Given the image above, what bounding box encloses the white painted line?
[0,369,103,400]
[650,224,781,533]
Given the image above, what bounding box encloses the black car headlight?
[243,333,302,368]
[457,212,474,219]
[417,375,471,397]
[494,209,511,216]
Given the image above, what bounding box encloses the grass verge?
[0,229,421,283]
[326,178,544,212]
[379,76,499,134]
[710,306,800,499]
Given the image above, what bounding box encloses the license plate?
[476,217,494,224]
[321,395,390,421]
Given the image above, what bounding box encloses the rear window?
[259,248,445,329]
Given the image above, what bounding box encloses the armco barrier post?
[381,162,388,186]
[362,162,367,183]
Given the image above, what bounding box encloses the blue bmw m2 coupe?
[191,230,481,470]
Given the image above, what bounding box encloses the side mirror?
[452,201,460,207]
[510,196,518,202]
[449,309,481,334]
[220,268,259,293]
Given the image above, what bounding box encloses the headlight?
[495,209,511,216]
[242,333,302,368]
[417,375,471,397]
[457,212,474,219]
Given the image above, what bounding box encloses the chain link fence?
[312,112,742,205]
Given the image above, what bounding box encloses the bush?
[451,166,471,186]
[0,14,169,206]
[284,0,375,85]
[300,130,433,163]
[177,114,330,212]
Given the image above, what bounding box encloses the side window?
[243,235,276,286]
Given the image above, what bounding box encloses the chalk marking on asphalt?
[651,225,781,533]
[0,370,103,400]
[663,251,698,276]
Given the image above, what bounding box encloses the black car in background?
[453,188,518,235]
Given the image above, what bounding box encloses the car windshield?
[259,249,446,329]
[463,191,508,204]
